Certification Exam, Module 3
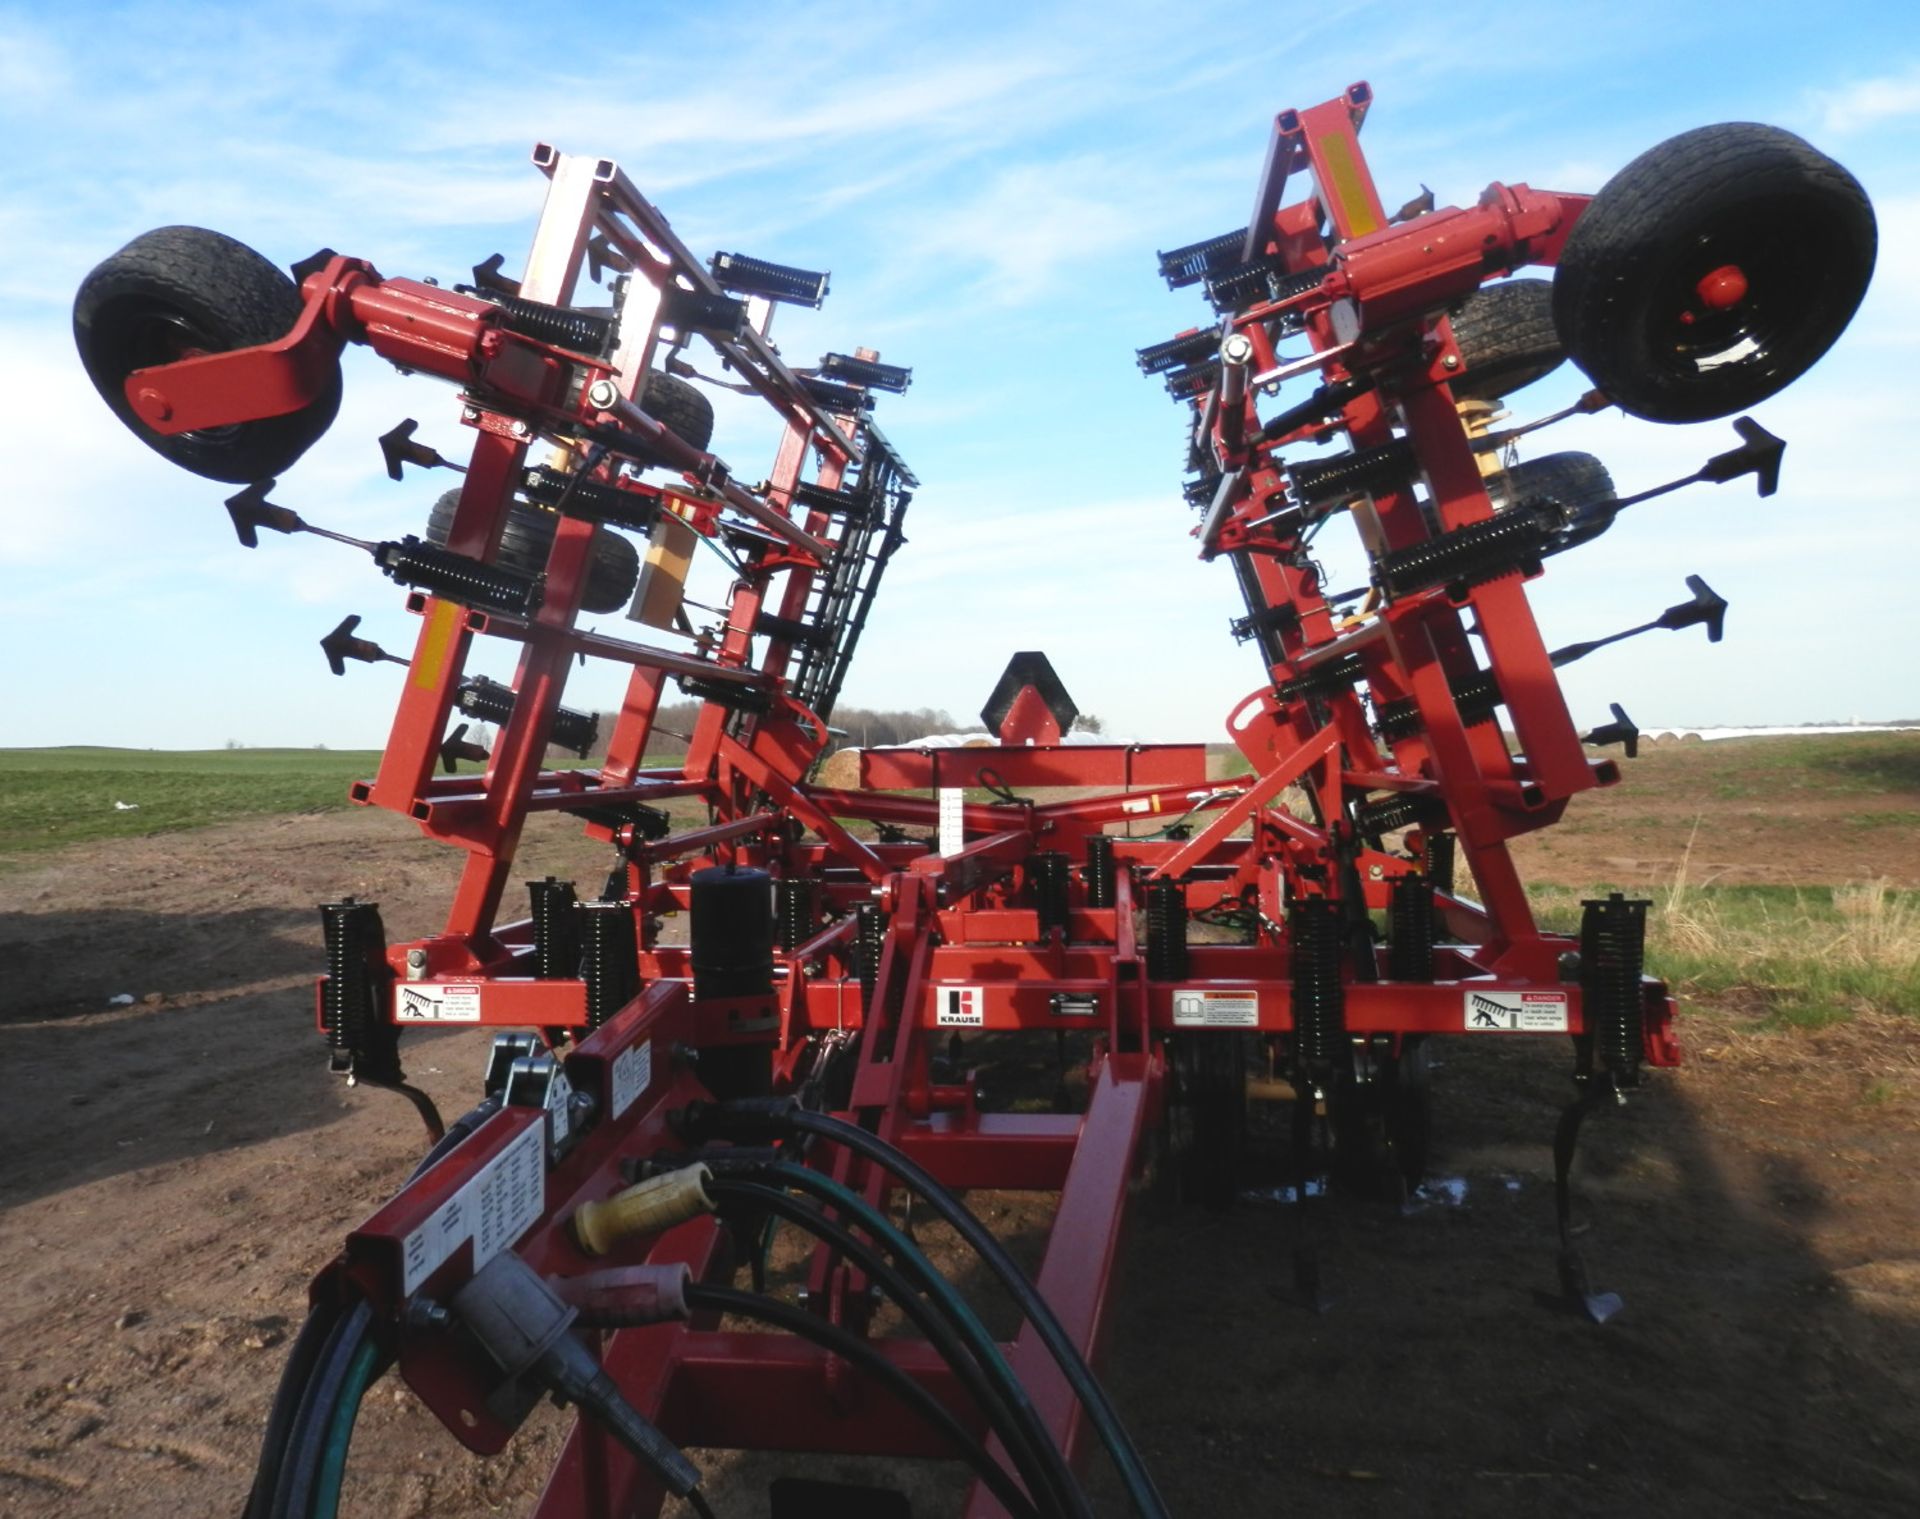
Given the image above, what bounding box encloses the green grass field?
[0,747,388,856]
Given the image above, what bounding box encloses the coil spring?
[1084,835,1116,909]
[1375,670,1504,742]
[1206,258,1320,314]
[320,899,396,1077]
[1159,226,1245,288]
[1374,503,1559,599]
[521,466,657,532]
[1137,327,1221,376]
[1145,878,1188,981]
[1425,831,1457,894]
[1289,897,1347,1065]
[853,904,885,992]
[1278,651,1366,702]
[579,899,639,1031]
[1289,438,1417,507]
[528,877,580,980]
[776,877,815,953]
[1031,852,1072,933]
[1183,472,1220,509]
[493,295,616,357]
[1354,793,1448,837]
[1581,893,1650,1079]
[454,678,599,757]
[1166,363,1219,401]
[378,537,542,617]
[1388,875,1436,983]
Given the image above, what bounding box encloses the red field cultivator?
[74,85,1873,1519]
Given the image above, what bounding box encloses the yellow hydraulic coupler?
[572,1163,716,1256]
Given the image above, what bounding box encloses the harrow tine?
[320,614,407,676]
[1547,1085,1626,1324]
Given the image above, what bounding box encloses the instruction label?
[400,1120,545,1294]
[938,787,965,857]
[935,986,986,1026]
[395,982,482,1023]
[1171,989,1260,1027]
[1464,989,1569,1032]
[609,1038,653,1120]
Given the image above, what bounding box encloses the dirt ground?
[3,765,1918,1517]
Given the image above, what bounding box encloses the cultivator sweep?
[74,84,1872,1519]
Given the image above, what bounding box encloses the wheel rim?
[100,302,242,443]
[1641,198,1851,392]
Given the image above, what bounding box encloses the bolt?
[462,405,481,423]
[509,420,531,439]
[405,1296,452,1332]
[135,387,172,422]
[405,947,429,981]
[1442,353,1460,370]
[585,378,620,410]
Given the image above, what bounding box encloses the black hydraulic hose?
[782,1110,1171,1519]
[242,1299,342,1519]
[706,1177,1071,1519]
[714,1160,1095,1519]
[673,1283,1043,1519]
[269,1298,374,1518]
[407,1096,502,1182]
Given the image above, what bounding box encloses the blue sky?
[3,0,1917,748]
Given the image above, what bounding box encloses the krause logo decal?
[395,983,482,1023]
[936,986,986,1027]
[1463,989,1568,1032]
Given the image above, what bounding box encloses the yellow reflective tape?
[412,599,461,691]
[1319,133,1381,239]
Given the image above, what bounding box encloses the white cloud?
[1808,63,1920,136]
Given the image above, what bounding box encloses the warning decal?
[395,982,482,1023]
[1463,989,1569,1032]
[609,1039,653,1120]
[936,986,986,1027]
[400,1120,545,1294]
[1171,990,1260,1028]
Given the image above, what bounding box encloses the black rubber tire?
[1447,277,1565,400]
[1553,123,1876,423]
[73,226,342,483]
[640,370,715,453]
[1490,450,1618,552]
[425,489,638,615]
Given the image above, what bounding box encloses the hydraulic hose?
[269,1299,374,1518]
[675,1283,1042,1519]
[705,1177,1074,1518]
[781,1109,1170,1519]
[242,1300,342,1519]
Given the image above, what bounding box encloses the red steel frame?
[119,85,1680,1518]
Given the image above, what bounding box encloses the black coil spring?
[1289,438,1417,507]
[378,537,541,617]
[1166,363,1219,401]
[1084,835,1116,910]
[1183,472,1220,509]
[579,899,639,1031]
[528,877,580,980]
[1353,793,1448,836]
[1145,878,1188,981]
[1581,893,1650,1079]
[1031,852,1072,933]
[1388,875,1436,983]
[493,295,616,357]
[1206,258,1320,313]
[320,899,396,1077]
[521,466,657,532]
[1425,831,1457,894]
[1278,652,1366,702]
[1137,328,1221,375]
[853,904,885,993]
[453,678,598,758]
[1374,504,1559,599]
[776,878,815,953]
[1289,897,1347,1065]
[1158,226,1245,288]
[1375,670,1504,742]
